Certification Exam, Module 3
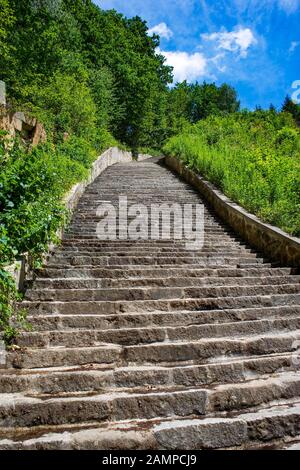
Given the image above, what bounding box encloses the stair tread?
[0,399,299,449]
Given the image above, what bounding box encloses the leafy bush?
[30,72,98,140]
[0,268,29,346]
[164,111,300,236]
[57,136,97,169]
[0,130,113,343]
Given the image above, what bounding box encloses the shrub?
[0,130,114,343]
[164,111,300,236]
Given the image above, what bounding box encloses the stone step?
[20,293,300,315]
[25,284,300,302]
[57,247,252,255]
[4,330,300,370]
[0,354,293,394]
[58,246,250,254]
[5,345,121,370]
[16,317,300,348]
[71,215,222,222]
[66,224,232,231]
[52,251,255,260]
[67,216,215,222]
[30,275,300,290]
[25,306,300,331]
[1,400,300,450]
[153,400,300,450]
[61,237,246,246]
[124,330,300,365]
[37,266,294,279]
[62,229,238,238]
[47,256,266,267]
[0,372,299,428]
[45,264,274,272]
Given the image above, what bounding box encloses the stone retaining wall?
[165,155,300,267]
[64,147,132,212]
[137,152,156,161]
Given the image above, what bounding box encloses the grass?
[163,110,300,237]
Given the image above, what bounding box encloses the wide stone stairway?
[0,158,300,450]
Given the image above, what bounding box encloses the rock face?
[0,106,46,147]
[0,158,300,450]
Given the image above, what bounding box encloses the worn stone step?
[37,266,294,279]
[153,400,300,450]
[61,237,247,246]
[57,247,252,256]
[25,284,300,302]
[31,275,300,290]
[58,247,251,255]
[16,317,300,348]
[206,372,300,412]
[124,330,300,365]
[45,263,274,272]
[5,330,300,370]
[69,220,223,226]
[67,228,232,236]
[48,255,264,268]
[25,306,300,331]
[0,400,299,450]
[47,260,268,270]
[0,372,299,428]
[62,229,240,239]
[0,388,206,428]
[5,345,121,370]
[0,354,293,394]
[60,242,254,250]
[52,251,255,261]
[69,217,223,224]
[20,293,300,315]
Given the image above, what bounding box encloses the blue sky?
[96,0,300,109]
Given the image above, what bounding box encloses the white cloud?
[159,49,208,82]
[278,0,300,13]
[148,22,173,40]
[202,26,257,58]
[289,41,299,53]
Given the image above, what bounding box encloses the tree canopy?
[0,0,245,149]
[1,0,297,149]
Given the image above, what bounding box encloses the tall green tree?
[1,0,173,149]
[0,0,15,66]
[167,81,240,134]
[282,95,300,124]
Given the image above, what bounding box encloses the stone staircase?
[0,158,300,450]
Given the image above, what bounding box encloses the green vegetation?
[282,96,300,125]
[0,130,115,343]
[0,1,242,149]
[168,81,240,135]
[164,110,300,236]
[0,0,173,149]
